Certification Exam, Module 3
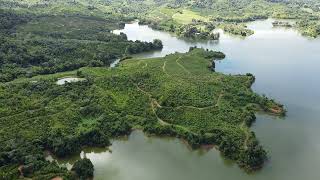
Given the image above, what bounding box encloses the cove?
[58,19,320,180]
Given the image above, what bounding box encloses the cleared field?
[172,9,209,24]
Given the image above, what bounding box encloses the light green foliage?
[172,9,209,24]
[0,48,284,178]
[220,24,254,37]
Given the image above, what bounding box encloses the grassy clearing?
[172,9,209,24]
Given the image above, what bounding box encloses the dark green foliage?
[0,9,31,33]
[125,39,163,54]
[79,129,110,147]
[0,165,20,180]
[176,24,220,40]
[71,158,94,180]
[0,138,73,179]
[46,134,81,158]
[152,39,163,49]
[0,12,163,82]
[221,24,254,36]
[189,46,225,59]
[1,0,320,37]
[98,114,132,137]
[238,134,267,171]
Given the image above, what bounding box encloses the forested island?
[0,0,293,179]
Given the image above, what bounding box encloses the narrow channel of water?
[58,19,320,180]
[110,58,121,68]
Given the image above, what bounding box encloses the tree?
[169,24,175,32]
[71,158,94,179]
[238,137,267,171]
[211,60,216,71]
[152,39,163,49]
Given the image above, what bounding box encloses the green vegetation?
[0,48,285,178]
[296,20,320,38]
[71,158,94,179]
[172,9,209,24]
[1,0,320,38]
[0,139,75,179]
[0,0,292,178]
[0,10,163,82]
[220,24,254,37]
[177,23,220,40]
[272,21,292,28]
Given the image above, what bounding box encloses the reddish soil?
[51,177,63,180]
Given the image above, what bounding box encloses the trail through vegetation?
[0,48,285,178]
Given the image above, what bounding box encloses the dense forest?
[0,10,163,82]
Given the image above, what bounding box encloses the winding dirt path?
[142,62,148,68]
[215,92,223,107]
[174,105,215,110]
[134,84,168,125]
[162,61,169,76]
[176,57,191,74]
[240,121,250,150]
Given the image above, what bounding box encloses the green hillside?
[0,48,285,178]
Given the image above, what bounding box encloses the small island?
[220,24,254,37]
[139,19,220,40]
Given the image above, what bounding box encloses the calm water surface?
[61,19,320,179]
[56,77,85,85]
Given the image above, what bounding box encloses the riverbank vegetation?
[0,48,285,178]
[71,158,94,179]
[220,24,254,37]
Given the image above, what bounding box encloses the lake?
[57,19,320,180]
